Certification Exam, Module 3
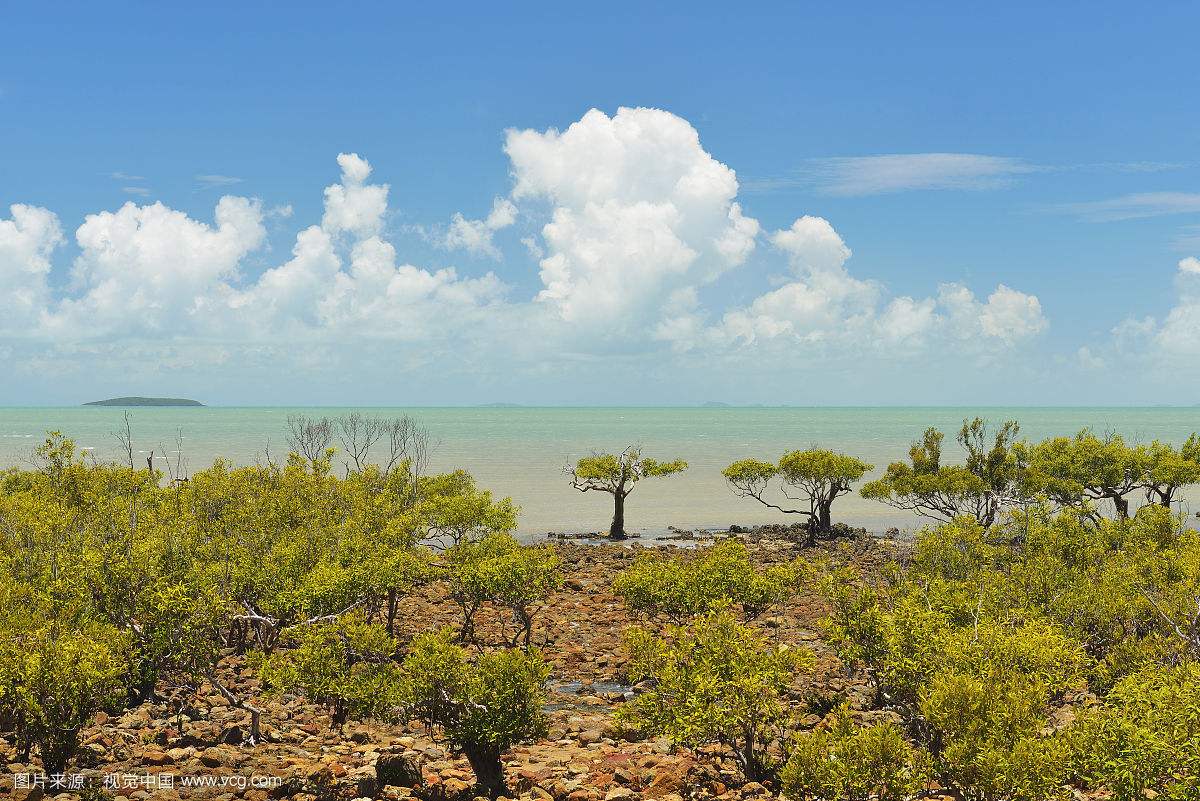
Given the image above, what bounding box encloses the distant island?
[83,397,204,407]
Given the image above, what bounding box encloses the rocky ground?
[2,532,902,801]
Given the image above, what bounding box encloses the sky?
[2,2,1199,406]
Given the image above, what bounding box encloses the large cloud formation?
[0,204,63,333]
[505,107,760,334]
[665,215,1045,355]
[0,106,1062,400]
[1152,258,1200,355]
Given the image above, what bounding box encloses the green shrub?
[259,613,403,726]
[0,604,129,774]
[567,448,687,539]
[400,629,549,797]
[419,470,519,548]
[909,517,1007,583]
[444,533,561,647]
[1067,663,1200,801]
[0,423,517,746]
[819,524,1088,801]
[618,607,812,783]
[920,671,1073,801]
[781,706,928,801]
[1017,430,1147,521]
[614,538,801,622]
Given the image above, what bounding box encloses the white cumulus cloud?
[0,108,1066,402]
[49,197,265,338]
[1154,256,1200,355]
[706,216,1046,353]
[505,107,760,333]
[0,204,63,332]
[443,197,517,259]
[321,153,389,237]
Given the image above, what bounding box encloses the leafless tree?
[336,412,388,474]
[381,415,432,479]
[159,428,189,483]
[285,414,334,463]
[113,410,136,470]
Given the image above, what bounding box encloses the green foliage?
[1142,434,1200,507]
[1068,663,1200,801]
[570,450,689,485]
[618,607,812,783]
[419,470,519,548]
[444,533,562,647]
[259,613,404,726]
[781,706,929,801]
[1019,430,1147,521]
[0,422,513,747]
[400,629,548,795]
[723,449,872,543]
[569,446,687,538]
[613,538,802,622]
[4,417,1198,801]
[919,669,1074,801]
[861,418,1023,527]
[0,593,129,773]
[818,501,1200,801]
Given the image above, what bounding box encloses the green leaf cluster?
[781,705,929,801]
[258,612,404,726]
[0,588,129,774]
[0,426,518,765]
[1067,663,1200,800]
[811,503,1200,801]
[723,449,872,543]
[399,628,549,795]
[613,538,803,621]
[444,532,562,647]
[860,419,1023,527]
[618,607,812,783]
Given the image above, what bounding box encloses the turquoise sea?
[2,407,1198,538]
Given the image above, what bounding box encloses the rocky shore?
[2,535,902,801]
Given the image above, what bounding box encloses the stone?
[578,729,603,745]
[375,752,424,788]
[441,778,471,794]
[140,748,173,766]
[604,790,638,801]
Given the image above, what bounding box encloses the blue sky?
[2,2,1199,405]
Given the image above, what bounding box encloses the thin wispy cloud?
[743,156,1189,196]
[1073,160,1192,174]
[109,171,145,181]
[194,174,244,190]
[121,186,151,197]
[745,153,1036,196]
[1052,192,1200,222]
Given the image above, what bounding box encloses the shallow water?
[2,406,1198,538]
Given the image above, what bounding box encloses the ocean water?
[2,407,1198,538]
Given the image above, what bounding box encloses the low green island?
[83,396,204,407]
